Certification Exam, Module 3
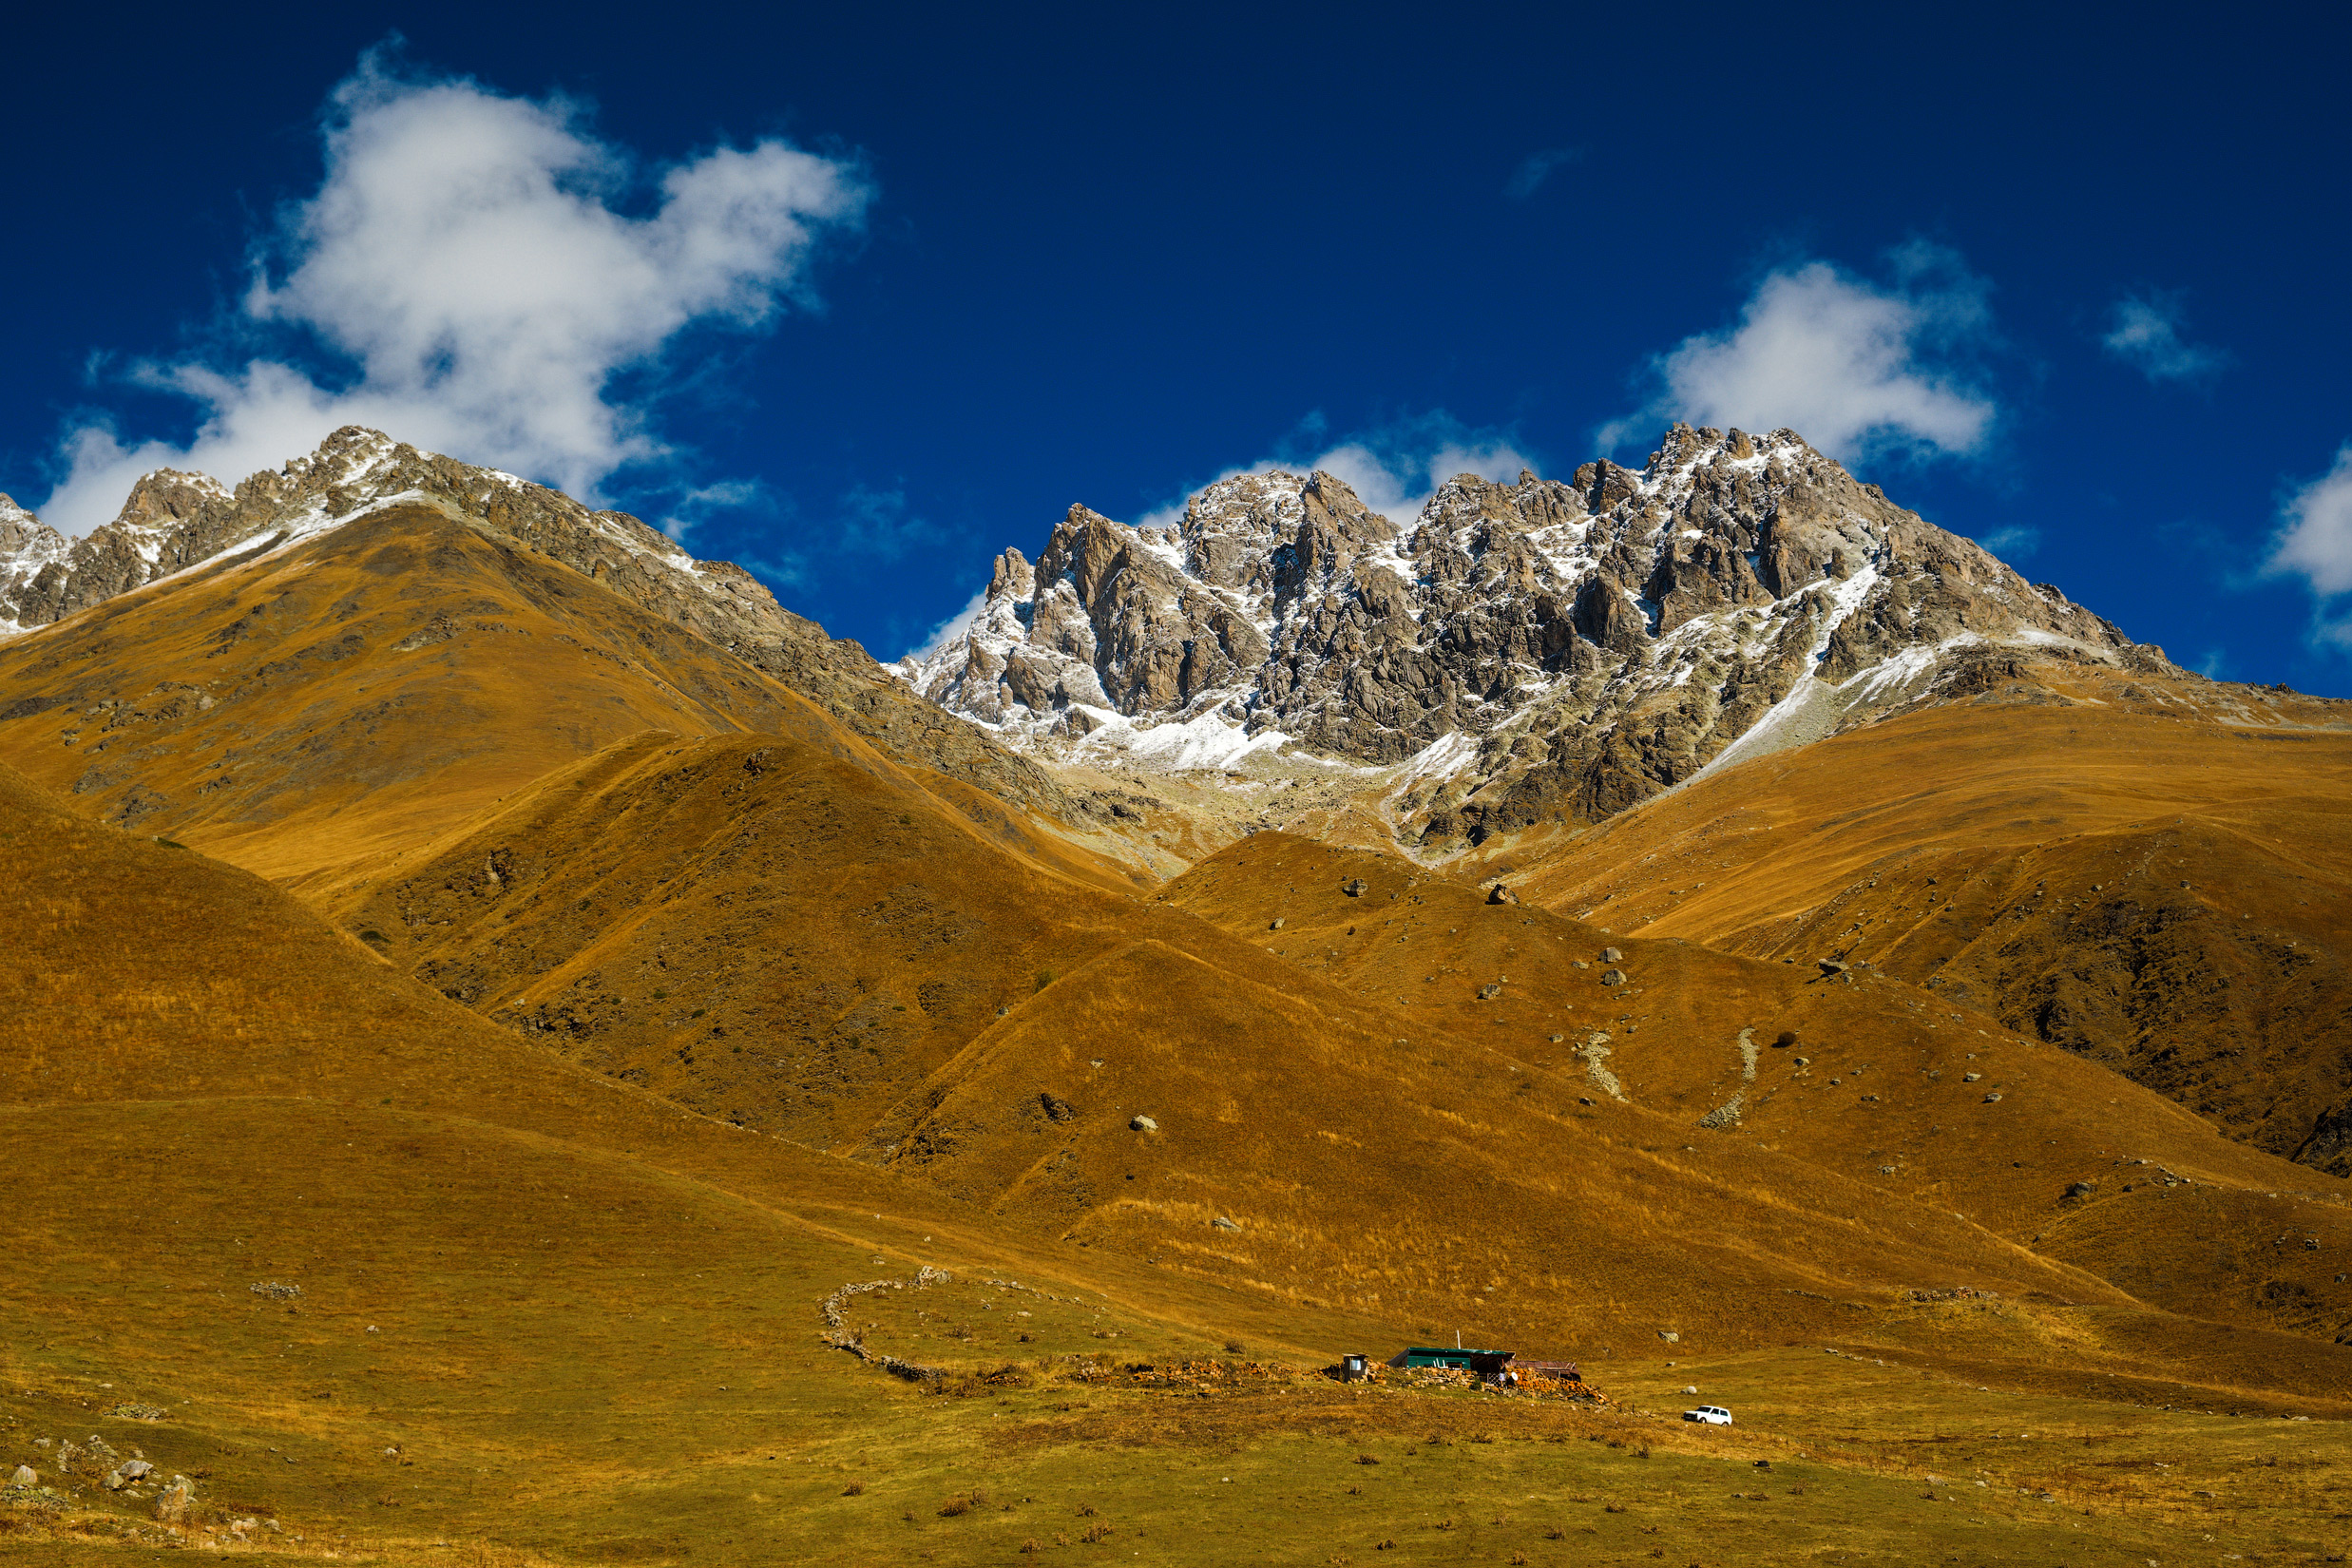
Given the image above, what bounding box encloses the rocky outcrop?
[901,425,2170,840]
[0,493,71,633]
[0,429,1065,815]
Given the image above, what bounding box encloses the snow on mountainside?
[901,424,2176,843]
[0,492,69,635]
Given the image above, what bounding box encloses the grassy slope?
[0,506,1139,906]
[7,746,2352,1562]
[335,728,1176,1152]
[1155,832,2352,1370]
[8,540,2352,1563]
[322,729,2209,1360]
[1471,676,2352,1175]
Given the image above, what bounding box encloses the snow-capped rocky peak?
[0,494,70,635]
[903,423,2174,837]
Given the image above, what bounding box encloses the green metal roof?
[1401,1345,1512,1366]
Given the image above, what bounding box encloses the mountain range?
[3,425,2348,1565]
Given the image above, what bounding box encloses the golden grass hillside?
[0,505,825,889]
[1471,669,2352,1177]
[11,745,2352,1565]
[338,726,1191,1150]
[0,503,1146,905]
[1154,832,2352,1374]
[310,723,2079,1362]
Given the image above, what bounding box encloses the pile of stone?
[819,1264,954,1382]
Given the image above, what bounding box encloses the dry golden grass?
[0,506,1139,907]
[1473,672,2352,1174]
[8,517,2352,1561]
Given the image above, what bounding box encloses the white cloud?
[1503,147,1582,200]
[1138,411,1537,532]
[39,51,868,535]
[903,586,990,663]
[655,479,759,543]
[1975,525,2041,559]
[2102,293,2228,383]
[902,412,1534,664]
[2268,447,2352,622]
[1602,246,1998,463]
[838,484,941,558]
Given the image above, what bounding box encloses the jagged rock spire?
[900,424,2166,835]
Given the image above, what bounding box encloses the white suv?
[1682,1405,1733,1425]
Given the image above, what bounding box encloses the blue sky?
[5,1,2349,691]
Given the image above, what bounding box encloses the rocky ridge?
[900,425,2175,844]
[0,429,1063,814]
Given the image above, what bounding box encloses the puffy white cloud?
[1602,246,1998,463]
[2102,293,2228,383]
[2268,447,2352,626]
[1138,411,1537,532]
[40,52,867,535]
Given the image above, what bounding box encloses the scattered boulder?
[10,1465,33,1485]
[1211,1215,1239,1232]
[249,1280,302,1301]
[1773,1031,1799,1048]
[1818,959,1848,975]
[1129,1115,1158,1133]
[1600,968,1627,986]
[1599,947,1623,963]
[1657,1330,1679,1343]
[1963,1072,1981,1082]
[1983,1092,2004,1103]
[1486,884,1517,905]
[2065,1181,2096,1199]
[1268,918,1285,930]
[1342,878,1367,897]
[1682,1385,1698,1394]
[1477,983,1502,1001]
[153,1478,194,1522]
[1038,1092,1078,1123]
